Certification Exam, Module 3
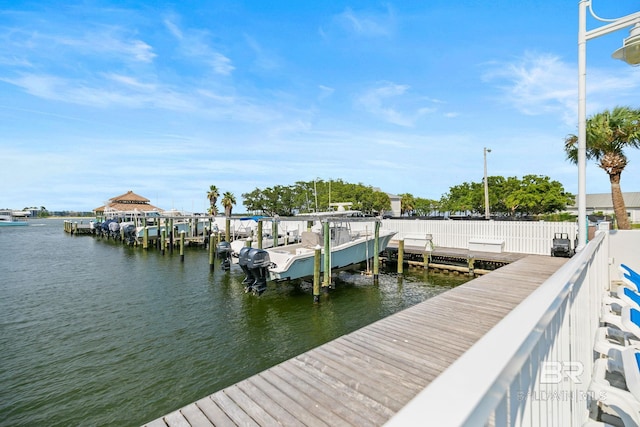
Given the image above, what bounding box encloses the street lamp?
[576,1,640,251]
[483,147,491,220]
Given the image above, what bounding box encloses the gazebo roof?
[110,190,150,203]
[93,190,162,213]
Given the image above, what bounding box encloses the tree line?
[240,179,390,217]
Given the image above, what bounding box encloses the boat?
[134,219,191,239]
[229,230,300,254]
[0,210,31,226]
[236,210,396,291]
[265,222,396,281]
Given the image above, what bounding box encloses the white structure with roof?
[566,192,640,224]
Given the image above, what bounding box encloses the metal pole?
[483,147,491,220]
[575,2,640,250]
[577,0,588,252]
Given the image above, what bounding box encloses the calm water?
[0,219,468,427]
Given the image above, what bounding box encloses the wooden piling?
[323,220,330,287]
[169,219,174,254]
[397,239,404,275]
[143,217,148,249]
[373,220,380,280]
[156,220,161,250]
[225,218,230,243]
[161,228,166,255]
[272,220,278,248]
[179,231,185,262]
[257,221,263,249]
[313,246,321,303]
[208,232,215,271]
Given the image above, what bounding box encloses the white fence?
[386,230,613,426]
[218,218,580,256]
[375,219,578,255]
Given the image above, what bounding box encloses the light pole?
[576,1,640,251]
[483,147,491,220]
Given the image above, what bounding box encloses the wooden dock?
[383,242,529,276]
[143,254,568,426]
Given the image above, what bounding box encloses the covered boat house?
[93,190,163,220]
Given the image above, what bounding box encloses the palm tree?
[400,193,415,216]
[564,106,640,230]
[206,185,219,216]
[221,192,236,217]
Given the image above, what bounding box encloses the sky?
[1,0,639,213]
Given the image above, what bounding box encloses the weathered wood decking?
[144,254,568,427]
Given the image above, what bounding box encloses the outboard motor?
[246,248,271,295]
[108,221,120,239]
[238,246,254,286]
[216,241,232,270]
[122,224,137,245]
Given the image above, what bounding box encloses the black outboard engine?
[122,224,137,245]
[216,241,232,270]
[238,246,254,287]
[246,248,271,295]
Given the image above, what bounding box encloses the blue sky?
[1,1,639,213]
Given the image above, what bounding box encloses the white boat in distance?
[0,210,30,226]
[263,214,396,281]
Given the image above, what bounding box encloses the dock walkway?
[144,254,567,426]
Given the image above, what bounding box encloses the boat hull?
[267,230,396,281]
[0,221,28,226]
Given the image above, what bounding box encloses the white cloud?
[482,53,574,118]
[163,18,183,40]
[355,81,435,127]
[318,85,334,100]
[104,73,157,91]
[334,6,395,37]
[482,52,640,126]
[244,34,279,70]
[164,19,234,76]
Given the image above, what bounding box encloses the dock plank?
[223,385,280,426]
[209,390,260,427]
[179,403,214,427]
[302,347,414,409]
[246,374,329,427]
[143,255,567,426]
[259,368,350,426]
[164,410,191,427]
[273,361,387,426]
[194,396,234,425]
[235,378,304,426]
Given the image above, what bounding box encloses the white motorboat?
[263,219,396,281]
[0,210,30,226]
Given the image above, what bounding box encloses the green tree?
[413,198,440,216]
[221,192,236,217]
[206,185,219,215]
[564,106,640,229]
[400,193,415,216]
[504,175,574,216]
[441,175,573,217]
[440,181,483,215]
[242,179,390,216]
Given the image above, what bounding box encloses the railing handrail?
[385,232,606,426]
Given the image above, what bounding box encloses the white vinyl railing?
[215,218,580,256]
[385,230,610,426]
[376,219,578,256]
